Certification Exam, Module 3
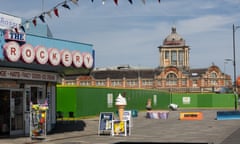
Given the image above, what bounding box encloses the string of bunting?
[14,0,161,33]
[99,0,161,5]
[14,0,79,33]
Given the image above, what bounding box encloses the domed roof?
[163,27,185,46]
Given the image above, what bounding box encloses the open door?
[10,90,24,135]
[0,90,10,136]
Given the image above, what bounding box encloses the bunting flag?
[128,0,133,4]
[54,8,59,17]
[10,0,79,32]
[14,27,19,33]
[10,0,161,33]
[39,14,45,23]
[62,2,71,9]
[71,0,79,5]
[32,18,37,27]
[47,11,52,18]
[20,25,25,32]
[25,21,30,30]
[114,0,118,6]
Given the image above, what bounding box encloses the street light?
[233,24,240,91]
[232,24,240,110]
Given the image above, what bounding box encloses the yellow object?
[114,121,125,135]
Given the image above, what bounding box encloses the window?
[166,73,177,86]
[142,79,153,86]
[157,80,162,86]
[127,80,137,86]
[165,51,170,59]
[182,79,186,85]
[66,80,76,85]
[178,50,184,66]
[193,80,197,87]
[80,81,90,86]
[111,80,122,87]
[96,80,106,86]
[210,72,217,86]
[171,51,177,65]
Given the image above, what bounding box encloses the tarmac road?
[1,109,240,144]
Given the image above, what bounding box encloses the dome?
[163,27,185,46]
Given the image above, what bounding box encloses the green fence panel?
[171,93,235,109]
[57,86,236,118]
[57,86,170,118]
[56,87,77,117]
[212,93,235,108]
[171,93,198,108]
[197,94,212,107]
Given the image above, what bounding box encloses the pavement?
[1,109,240,144]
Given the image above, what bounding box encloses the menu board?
[98,112,114,135]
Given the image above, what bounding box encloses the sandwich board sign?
[112,110,132,136]
[98,112,114,135]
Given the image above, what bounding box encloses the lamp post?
[233,24,240,91]
[232,24,240,110]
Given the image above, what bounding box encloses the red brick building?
[62,27,232,93]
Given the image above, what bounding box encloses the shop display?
[30,102,48,139]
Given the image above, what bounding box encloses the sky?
[0,0,240,78]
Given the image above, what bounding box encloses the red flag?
[54,8,59,17]
[32,18,37,26]
[114,0,118,6]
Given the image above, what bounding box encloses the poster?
[182,97,191,104]
[112,120,129,136]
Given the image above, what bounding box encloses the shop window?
[30,87,43,104]
[31,87,38,104]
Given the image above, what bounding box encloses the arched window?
[210,72,217,86]
[166,73,177,86]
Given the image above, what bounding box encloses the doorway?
[10,90,24,135]
[0,90,10,136]
[0,89,24,136]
